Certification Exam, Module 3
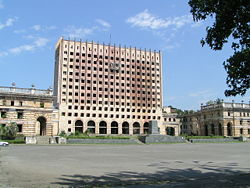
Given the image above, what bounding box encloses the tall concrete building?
[54,38,163,135]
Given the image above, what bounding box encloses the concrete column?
[129,123,133,135]
[95,121,99,134]
[140,122,144,135]
[107,121,111,134]
[175,127,178,136]
[118,122,122,134]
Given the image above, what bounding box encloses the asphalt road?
[0,143,250,188]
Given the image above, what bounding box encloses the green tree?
[0,124,7,139]
[189,0,250,96]
[1,122,18,140]
[206,100,214,105]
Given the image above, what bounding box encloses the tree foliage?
[189,0,250,96]
[0,122,18,140]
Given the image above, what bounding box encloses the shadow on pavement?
[52,162,250,188]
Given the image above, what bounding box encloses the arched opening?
[218,123,223,136]
[99,121,107,134]
[111,121,118,134]
[166,127,175,136]
[133,122,140,135]
[75,120,83,133]
[143,122,149,134]
[122,122,129,134]
[205,124,208,136]
[37,116,46,136]
[211,124,215,135]
[87,120,95,134]
[227,123,232,136]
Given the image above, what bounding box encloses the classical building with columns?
[54,38,164,135]
[0,86,59,136]
[180,101,250,137]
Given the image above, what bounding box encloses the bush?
[59,130,67,137]
[74,131,81,136]
[0,122,18,140]
[67,134,131,139]
[0,139,25,144]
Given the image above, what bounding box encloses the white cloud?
[14,25,57,34]
[9,44,34,54]
[32,24,41,31]
[0,17,17,30]
[96,19,111,28]
[127,9,193,30]
[189,90,214,97]
[64,26,95,39]
[34,37,49,47]
[162,43,180,51]
[0,37,49,57]
[31,25,57,31]
[191,21,203,28]
[14,29,26,34]
[45,25,57,30]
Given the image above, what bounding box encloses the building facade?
[54,38,163,135]
[181,101,250,137]
[162,107,181,136]
[0,86,59,136]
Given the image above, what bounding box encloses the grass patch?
[191,141,242,144]
[0,139,25,144]
[67,135,134,139]
[185,136,225,139]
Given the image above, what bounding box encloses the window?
[11,101,14,106]
[40,102,45,108]
[17,124,22,132]
[17,112,23,119]
[240,119,243,125]
[1,111,7,118]
[19,101,23,106]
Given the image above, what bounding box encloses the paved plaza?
[0,143,250,187]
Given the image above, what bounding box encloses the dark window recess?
[17,112,23,119]
[17,124,22,132]
[1,111,7,118]
[11,101,14,106]
[40,102,45,108]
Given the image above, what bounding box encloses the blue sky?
[0,0,249,110]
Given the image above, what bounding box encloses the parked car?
[0,141,9,147]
